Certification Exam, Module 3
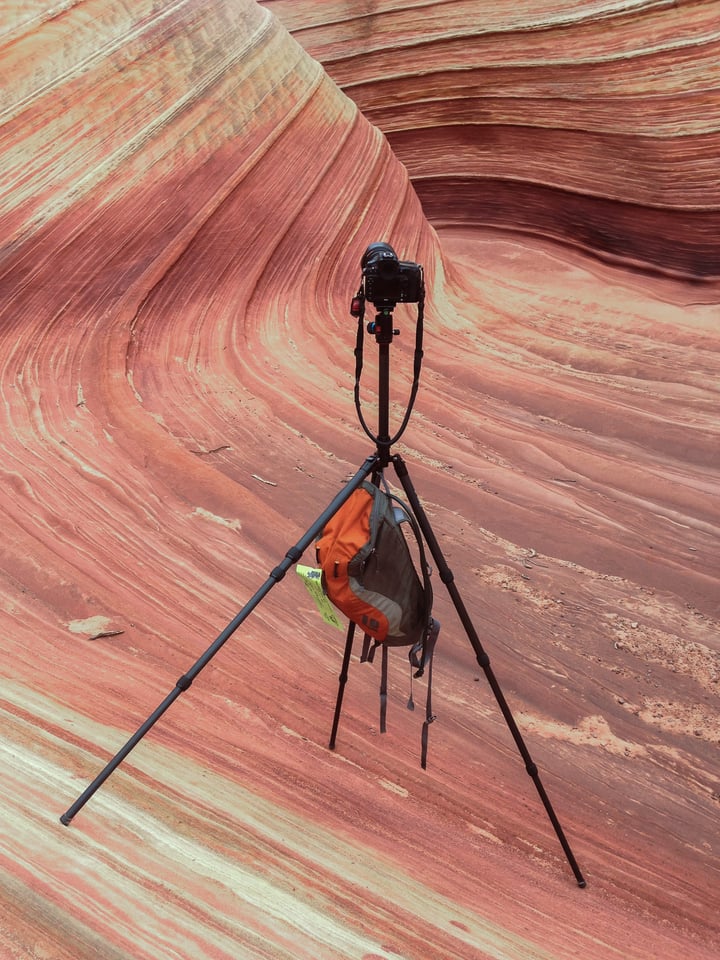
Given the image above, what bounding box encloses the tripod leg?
[329,621,355,750]
[391,454,586,888]
[60,453,380,826]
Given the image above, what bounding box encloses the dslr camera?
[360,242,423,306]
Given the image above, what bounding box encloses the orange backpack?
[316,480,439,763]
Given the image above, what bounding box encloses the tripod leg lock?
[270,547,304,583]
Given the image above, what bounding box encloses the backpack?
[315,480,439,765]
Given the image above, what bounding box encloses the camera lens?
[361,242,397,271]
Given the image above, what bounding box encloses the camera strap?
[352,291,425,449]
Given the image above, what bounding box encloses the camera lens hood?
[361,242,398,271]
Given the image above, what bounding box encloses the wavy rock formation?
[263,0,720,278]
[1,2,719,959]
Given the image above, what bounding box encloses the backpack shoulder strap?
[418,618,440,769]
[379,644,389,734]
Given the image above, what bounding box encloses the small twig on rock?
[252,474,277,486]
[192,445,232,456]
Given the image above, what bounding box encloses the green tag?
[296,565,344,630]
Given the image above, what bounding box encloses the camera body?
[361,242,423,306]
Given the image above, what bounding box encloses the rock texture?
[1,2,719,959]
[263,0,720,278]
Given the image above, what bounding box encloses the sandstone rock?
[1,2,718,958]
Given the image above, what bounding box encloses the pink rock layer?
[1,2,718,959]
[263,0,720,279]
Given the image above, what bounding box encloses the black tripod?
[60,252,586,888]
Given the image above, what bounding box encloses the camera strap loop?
[351,287,425,452]
[352,290,368,431]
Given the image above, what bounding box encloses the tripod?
[60,268,586,888]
